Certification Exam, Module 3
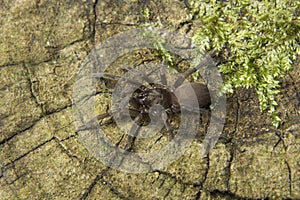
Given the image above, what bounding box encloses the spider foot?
[123,135,134,152]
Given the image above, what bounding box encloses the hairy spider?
[79,64,211,151]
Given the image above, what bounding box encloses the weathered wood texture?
[0,0,299,199]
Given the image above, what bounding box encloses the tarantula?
[79,63,211,151]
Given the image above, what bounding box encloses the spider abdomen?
[174,83,211,110]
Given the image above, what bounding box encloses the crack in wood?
[101,178,128,200]
[285,159,293,197]
[0,103,73,145]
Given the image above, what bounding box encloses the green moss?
[191,0,300,127]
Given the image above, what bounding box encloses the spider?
[78,62,212,152]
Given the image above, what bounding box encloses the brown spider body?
[79,66,212,151]
[127,82,211,127]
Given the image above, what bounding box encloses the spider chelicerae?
[79,61,212,152]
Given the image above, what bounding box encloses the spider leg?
[153,113,177,144]
[173,54,215,88]
[121,65,155,86]
[162,116,175,140]
[77,103,142,132]
[124,114,143,151]
[97,72,143,87]
[97,64,163,95]
[181,105,225,127]
[152,109,175,142]
[77,112,113,131]
[159,64,168,86]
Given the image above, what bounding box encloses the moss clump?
[191,0,300,127]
